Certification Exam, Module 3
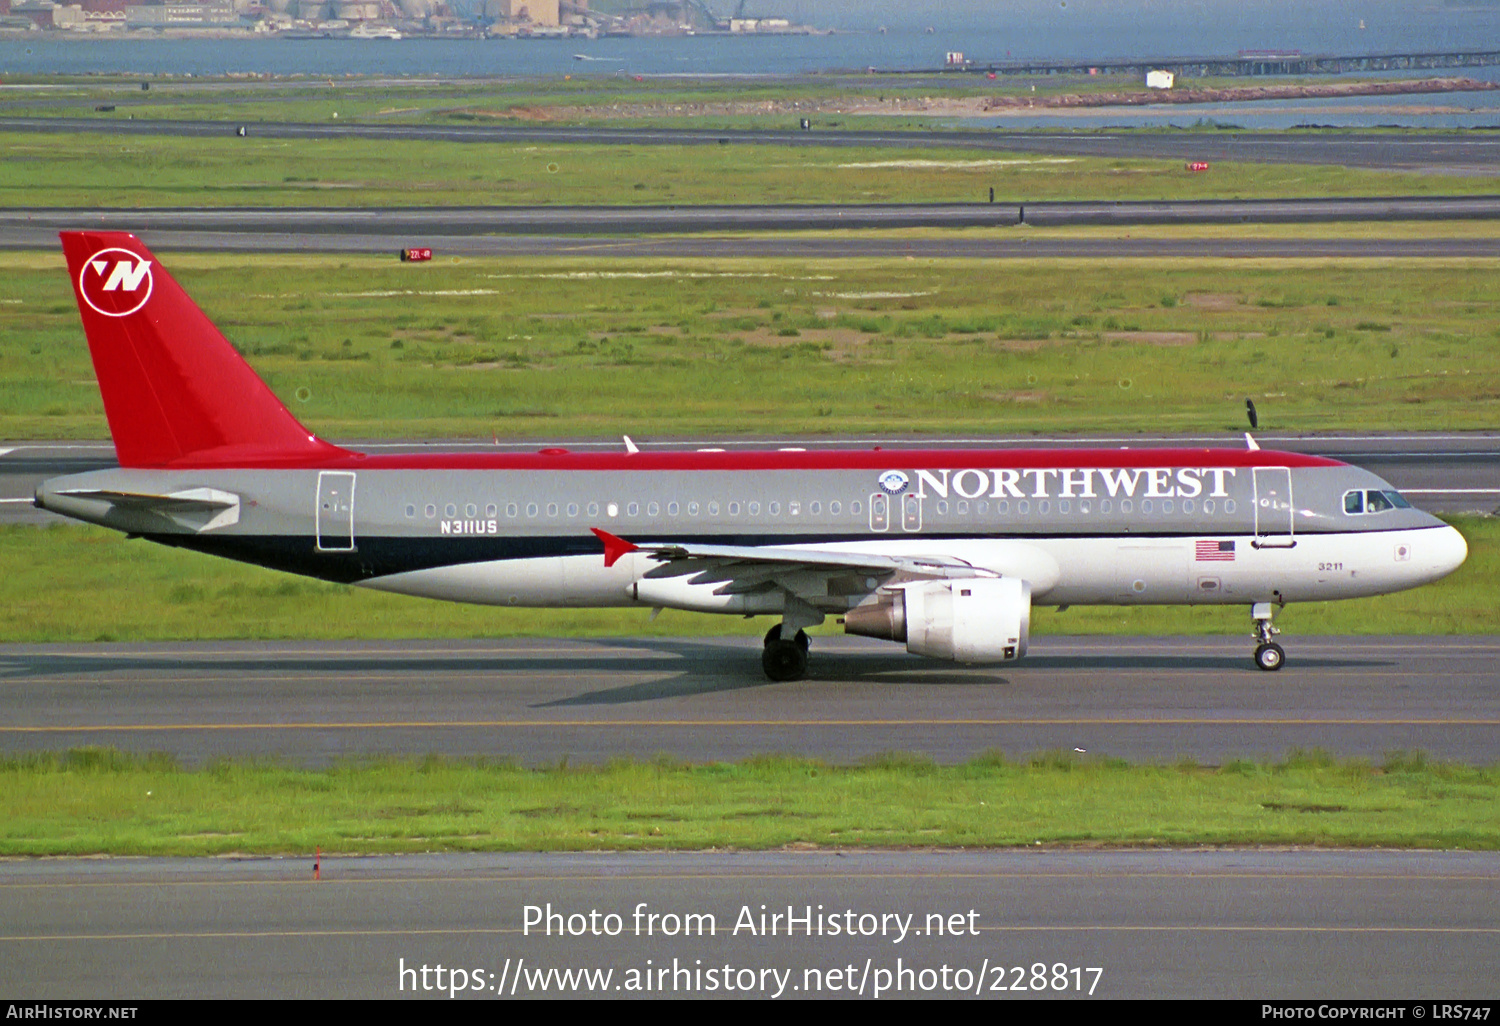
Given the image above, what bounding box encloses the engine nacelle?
[844,577,1031,663]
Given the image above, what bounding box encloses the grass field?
[1,749,1492,856]
[2,251,1498,440]
[0,72,1469,130]
[4,128,1499,208]
[0,516,1490,643]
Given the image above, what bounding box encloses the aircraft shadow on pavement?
[0,640,1393,696]
[539,641,1015,705]
[0,645,720,682]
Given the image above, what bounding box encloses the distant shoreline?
[980,76,1500,111]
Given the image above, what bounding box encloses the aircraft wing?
[592,529,995,608]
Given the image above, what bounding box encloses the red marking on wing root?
[591,527,639,568]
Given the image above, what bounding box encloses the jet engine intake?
[845,577,1031,663]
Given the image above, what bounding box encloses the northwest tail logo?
[79,248,153,317]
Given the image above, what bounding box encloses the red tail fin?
[60,231,350,468]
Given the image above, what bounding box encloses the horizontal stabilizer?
[56,486,241,531]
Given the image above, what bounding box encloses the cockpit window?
[1345,489,1411,515]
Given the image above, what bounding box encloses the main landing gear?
[762,623,811,682]
[1251,601,1284,672]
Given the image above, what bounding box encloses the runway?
[3,117,1498,172]
[3,204,1498,258]
[0,636,1494,765]
[7,197,1500,235]
[0,850,1494,999]
[12,228,1498,259]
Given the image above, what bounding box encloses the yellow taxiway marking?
[17,640,1500,659]
[1,717,1496,732]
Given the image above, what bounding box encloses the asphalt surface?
[4,117,1500,172]
[9,226,1498,258]
[7,434,1495,525]
[1,850,1494,999]
[7,197,1500,235]
[4,202,1499,258]
[1,635,1495,765]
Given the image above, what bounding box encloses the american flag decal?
[1196,539,1236,561]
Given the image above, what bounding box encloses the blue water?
[2,1,1499,127]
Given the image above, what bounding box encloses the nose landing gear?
[1251,601,1284,671]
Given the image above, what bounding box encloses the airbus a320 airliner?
[37,232,1467,680]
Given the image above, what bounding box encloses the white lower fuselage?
[361,527,1467,613]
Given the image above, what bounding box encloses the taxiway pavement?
[1,849,1494,999]
[0,635,1495,765]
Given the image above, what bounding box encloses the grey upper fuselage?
[36,448,1443,585]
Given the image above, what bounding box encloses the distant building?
[12,1,87,27]
[731,16,789,32]
[1146,69,1174,89]
[126,0,241,25]
[502,0,557,26]
[332,0,378,18]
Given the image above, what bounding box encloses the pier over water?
[899,49,1500,78]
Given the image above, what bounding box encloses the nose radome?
[1426,525,1468,580]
